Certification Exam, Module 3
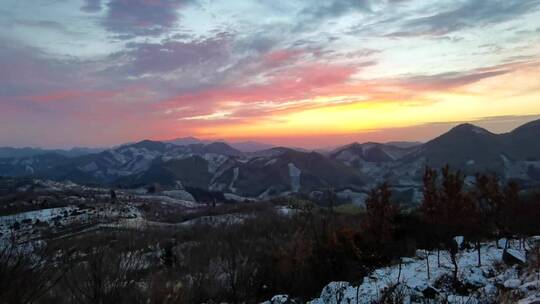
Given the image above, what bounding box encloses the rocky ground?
[265,237,540,304]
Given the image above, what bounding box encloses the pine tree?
[421,166,442,268]
[421,166,439,223]
[365,182,399,244]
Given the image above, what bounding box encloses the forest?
[1,166,540,303]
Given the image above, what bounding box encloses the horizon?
[1,1,540,148]
[3,116,540,150]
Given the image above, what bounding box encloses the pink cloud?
[263,49,304,67]
[158,63,357,113]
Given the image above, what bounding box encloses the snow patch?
[265,158,278,166]
[275,239,536,304]
[78,161,98,172]
[228,167,239,193]
[288,163,301,192]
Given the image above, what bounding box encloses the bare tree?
[62,239,146,304]
[0,234,64,304]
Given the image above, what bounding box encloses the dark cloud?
[111,33,232,76]
[102,0,192,37]
[402,69,511,91]
[0,42,74,97]
[394,0,540,37]
[81,0,101,12]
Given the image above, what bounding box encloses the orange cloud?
[160,59,540,146]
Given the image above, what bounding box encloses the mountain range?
[166,137,275,152]
[1,119,539,203]
[0,146,105,158]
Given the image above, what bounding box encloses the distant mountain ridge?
[1,119,539,201]
[166,137,274,152]
[0,146,105,158]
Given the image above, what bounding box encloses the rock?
[504,279,522,289]
[447,295,479,304]
[482,283,498,297]
[495,266,519,284]
[518,294,540,304]
[461,267,488,287]
[422,285,439,299]
[503,249,527,266]
[519,280,539,293]
[415,249,427,259]
[173,180,184,190]
[482,266,496,279]
[454,236,464,249]
[402,257,415,264]
[318,282,350,303]
[264,295,290,304]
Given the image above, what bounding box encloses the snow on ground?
[137,195,200,208]
[0,206,79,225]
[0,203,141,244]
[337,190,367,206]
[202,153,229,174]
[228,167,239,193]
[288,163,301,193]
[103,212,261,230]
[501,154,540,180]
[161,190,196,202]
[224,193,257,202]
[265,238,540,304]
[179,213,254,226]
[275,206,297,216]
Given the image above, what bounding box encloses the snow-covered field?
[265,238,540,304]
[0,203,141,244]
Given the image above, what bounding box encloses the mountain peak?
[201,141,243,156]
[511,118,540,135]
[204,141,232,148]
[448,123,492,136]
[127,140,168,151]
[167,136,208,146]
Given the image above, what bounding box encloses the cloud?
[394,59,540,93]
[0,42,73,97]
[393,0,540,37]
[10,19,84,37]
[81,0,102,12]
[102,0,193,37]
[299,0,371,19]
[158,58,539,127]
[294,0,372,32]
[158,62,358,121]
[2,0,540,147]
[110,33,232,75]
[400,69,511,91]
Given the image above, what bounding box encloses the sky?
[1,0,540,149]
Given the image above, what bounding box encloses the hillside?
[1,119,540,202]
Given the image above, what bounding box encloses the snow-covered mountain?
[329,142,417,164]
[1,119,540,202]
[166,137,274,152]
[0,146,105,158]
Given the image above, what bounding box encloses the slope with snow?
[265,238,540,304]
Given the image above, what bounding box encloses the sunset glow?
[1,0,540,148]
